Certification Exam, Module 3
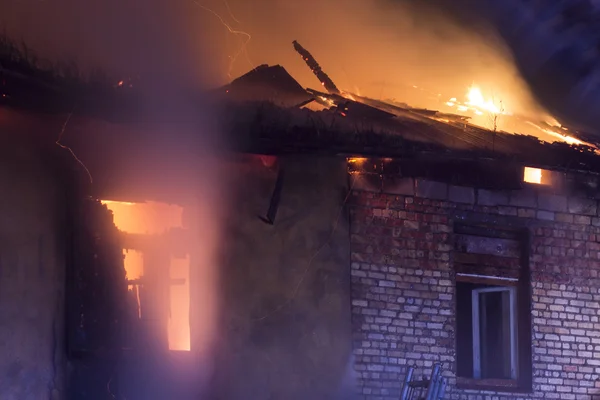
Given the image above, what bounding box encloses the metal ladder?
[399,364,447,400]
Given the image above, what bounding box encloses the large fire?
[102,200,191,352]
[444,85,508,117]
[441,84,587,146]
[465,86,505,115]
[523,167,542,184]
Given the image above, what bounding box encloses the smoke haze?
[0,0,546,116]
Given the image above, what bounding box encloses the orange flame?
[524,167,542,184]
[102,200,191,351]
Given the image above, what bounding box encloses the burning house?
[218,57,600,399]
[5,32,600,400]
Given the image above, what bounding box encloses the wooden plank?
[455,273,518,287]
[454,223,522,240]
[454,252,520,267]
[456,376,519,390]
[455,234,521,258]
[455,263,520,281]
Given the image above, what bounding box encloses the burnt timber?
[292,40,341,95]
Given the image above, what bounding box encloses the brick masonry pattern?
[349,181,600,400]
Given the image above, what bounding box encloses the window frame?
[471,286,518,380]
[453,223,533,393]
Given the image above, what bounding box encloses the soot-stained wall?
[213,155,356,400]
[0,139,68,400]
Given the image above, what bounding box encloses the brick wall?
[350,176,600,400]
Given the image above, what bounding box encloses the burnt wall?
[213,155,356,400]
[0,141,68,399]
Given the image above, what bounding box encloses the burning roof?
[217,59,600,173]
[2,34,600,176]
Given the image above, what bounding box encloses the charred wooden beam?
[292,40,340,95]
[260,162,285,225]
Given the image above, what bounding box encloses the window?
[523,166,562,186]
[523,167,542,184]
[454,224,532,392]
[456,282,519,381]
[468,285,517,380]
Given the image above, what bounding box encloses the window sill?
[456,377,531,393]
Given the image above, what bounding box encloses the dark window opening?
[456,282,517,380]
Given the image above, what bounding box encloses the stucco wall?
[212,155,356,400]
[0,141,67,400]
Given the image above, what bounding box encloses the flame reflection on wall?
[102,200,191,351]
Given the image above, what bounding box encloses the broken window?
[454,224,532,392]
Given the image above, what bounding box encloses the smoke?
[0,0,549,118]
[0,0,220,86]
[199,0,547,117]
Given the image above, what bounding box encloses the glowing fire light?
[444,85,507,118]
[525,121,585,146]
[439,84,592,147]
[524,167,542,184]
[347,157,367,164]
[318,95,335,108]
[341,91,356,101]
[466,86,504,115]
[102,200,191,351]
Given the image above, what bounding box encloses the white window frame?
[471,286,518,380]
